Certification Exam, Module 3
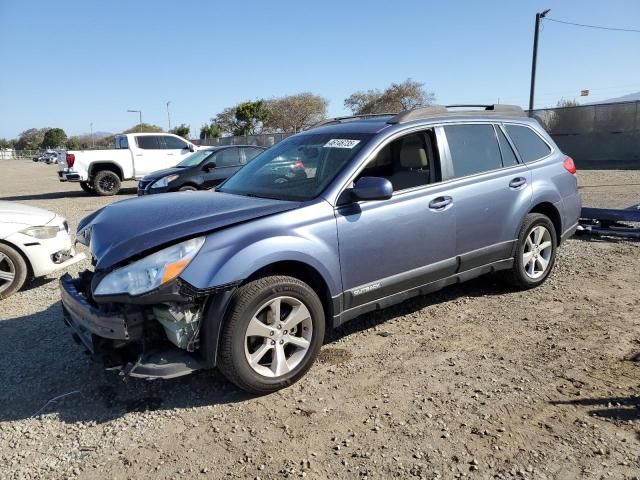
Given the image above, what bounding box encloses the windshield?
[218,133,372,201]
[176,149,217,167]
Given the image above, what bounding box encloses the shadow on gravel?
[0,187,137,201]
[0,275,513,425]
[550,396,640,422]
[0,304,252,425]
[329,274,514,343]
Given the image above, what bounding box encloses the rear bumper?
[58,171,82,182]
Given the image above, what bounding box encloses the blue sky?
[1,0,639,138]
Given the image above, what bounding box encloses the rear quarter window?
[504,125,551,162]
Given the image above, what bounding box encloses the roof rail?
[309,113,395,129]
[445,104,525,115]
[387,103,525,124]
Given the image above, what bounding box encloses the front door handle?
[428,196,453,210]
[509,177,527,189]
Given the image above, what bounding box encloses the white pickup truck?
[57,133,198,195]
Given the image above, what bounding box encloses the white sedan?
[0,201,85,299]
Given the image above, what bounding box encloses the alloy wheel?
[0,252,16,294]
[244,296,313,378]
[523,225,553,279]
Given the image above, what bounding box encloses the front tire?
[0,244,28,300]
[218,276,325,394]
[503,213,557,289]
[92,170,121,196]
[178,185,197,192]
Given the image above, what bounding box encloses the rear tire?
[502,213,557,289]
[79,181,94,194]
[218,276,325,394]
[0,243,28,300]
[92,170,121,196]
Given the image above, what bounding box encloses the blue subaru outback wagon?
[60,104,581,393]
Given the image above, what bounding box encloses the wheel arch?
[88,162,124,180]
[529,202,562,245]
[200,259,337,369]
[0,239,33,278]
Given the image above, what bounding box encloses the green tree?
[200,122,222,140]
[344,78,435,115]
[0,138,13,149]
[41,128,67,148]
[123,123,164,134]
[215,100,270,136]
[264,92,328,133]
[66,137,80,150]
[169,123,191,140]
[15,128,48,150]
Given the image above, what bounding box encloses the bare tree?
[344,78,435,115]
[265,93,329,132]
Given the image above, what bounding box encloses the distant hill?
[589,92,640,104]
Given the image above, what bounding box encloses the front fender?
[181,234,342,297]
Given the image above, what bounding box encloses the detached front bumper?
[60,274,205,379]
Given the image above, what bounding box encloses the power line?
[545,17,640,33]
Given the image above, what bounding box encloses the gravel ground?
[0,161,638,480]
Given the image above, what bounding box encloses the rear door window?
[444,124,502,178]
[136,136,162,149]
[504,125,551,162]
[242,147,264,164]
[216,147,241,167]
[495,126,519,167]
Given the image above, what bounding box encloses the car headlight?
[94,236,205,296]
[76,225,92,246]
[152,174,179,189]
[21,225,60,239]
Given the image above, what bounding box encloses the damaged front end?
[60,270,223,379]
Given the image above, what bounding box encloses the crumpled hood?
[0,201,56,227]
[80,191,299,270]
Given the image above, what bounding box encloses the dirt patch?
[317,347,353,365]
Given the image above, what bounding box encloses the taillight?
[562,156,576,174]
[66,153,75,168]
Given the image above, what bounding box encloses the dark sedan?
[137,145,265,195]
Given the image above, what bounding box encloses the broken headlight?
[94,236,205,296]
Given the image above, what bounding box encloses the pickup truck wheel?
[0,244,28,300]
[79,181,94,194]
[218,276,325,394]
[92,170,121,196]
[502,213,557,289]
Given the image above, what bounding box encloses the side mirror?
[202,161,216,172]
[351,177,393,201]
[188,144,195,152]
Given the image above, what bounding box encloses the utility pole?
[90,122,95,148]
[529,9,550,111]
[166,101,172,130]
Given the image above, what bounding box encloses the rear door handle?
[509,177,527,189]
[428,196,452,210]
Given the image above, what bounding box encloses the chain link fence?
[530,101,640,169]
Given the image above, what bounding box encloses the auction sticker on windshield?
[324,139,361,149]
